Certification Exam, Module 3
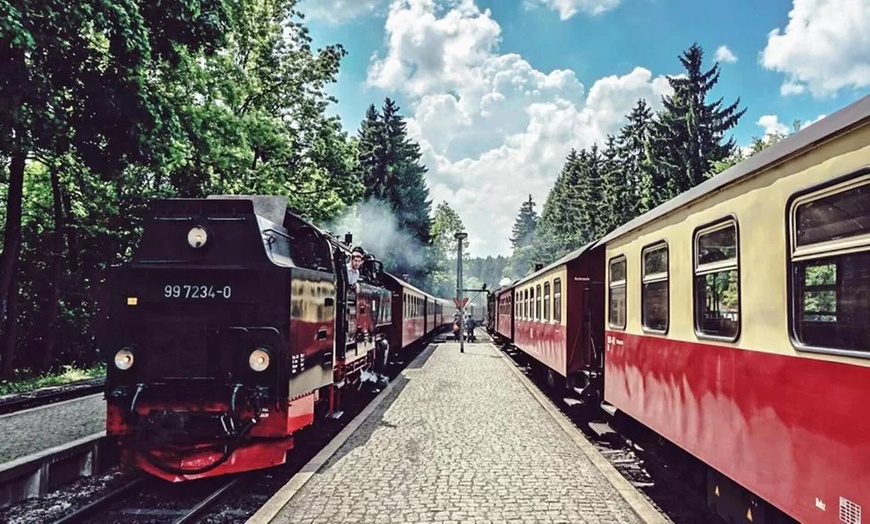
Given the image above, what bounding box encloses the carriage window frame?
[535,284,542,320]
[786,169,870,359]
[641,241,669,334]
[553,278,562,323]
[692,217,741,342]
[543,281,551,321]
[522,288,527,319]
[608,255,627,329]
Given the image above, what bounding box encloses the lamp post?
[455,231,468,353]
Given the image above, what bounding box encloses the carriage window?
[642,243,669,332]
[523,289,531,318]
[526,288,531,319]
[535,284,541,320]
[553,278,562,323]
[608,256,626,329]
[544,282,551,321]
[519,289,523,318]
[790,176,870,354]
[694,220,739,339]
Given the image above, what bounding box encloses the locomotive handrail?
[262,227,291,239]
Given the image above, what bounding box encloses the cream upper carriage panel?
[513,265,568,327]
[603,98,870,368]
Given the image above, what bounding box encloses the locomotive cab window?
[789,174,870,356]
[694,220,740,340]
[642,243,669,332]
[608,256,627,329]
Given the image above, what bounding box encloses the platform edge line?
[489,341,671,524]
[0,392,103,421]
[244,342,439,524]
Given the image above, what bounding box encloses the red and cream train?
[100,195,451,482]
[489,94,870,524]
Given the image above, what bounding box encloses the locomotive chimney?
[344,232,353,245]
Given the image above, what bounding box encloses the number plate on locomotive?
[163,284,233,299]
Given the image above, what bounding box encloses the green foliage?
[159,0,360,222]
[0,0,361,379]
[510,195,538,250]
[428,201,467,298]
[0,364,105,396]
[464,255,511,291]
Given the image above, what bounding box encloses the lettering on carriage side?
[815,498,826,511]
[606,334,624,353]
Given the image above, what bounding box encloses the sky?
[298,0,870,258]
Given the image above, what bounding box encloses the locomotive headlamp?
[114,348,135,370]
[187,226,209,249]
[249,348,271,372]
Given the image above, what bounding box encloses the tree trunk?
[0,252,21,379]
[62,188,79,273]
[38,166,65,369]
[0,152,26,355]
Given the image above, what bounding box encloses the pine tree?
[357,104,387,201]
[647,43,746,205]
[381,98,432,246]
[599,135,628,235]
[534,149,584,264]
[354,98,433,284]
[510,195,538,250]
[576,145,603,243]
[617,99,655,215]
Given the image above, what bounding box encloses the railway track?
[0,378,105,415]
[0,335,442,524]
[50,475,244,524]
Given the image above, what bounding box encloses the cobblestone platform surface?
[0,395,105,465]
[268,338,651,524]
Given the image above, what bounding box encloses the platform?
[249,335,667,524]
[0,395,105,465]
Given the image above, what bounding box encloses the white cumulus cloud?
[757,115,789,138]
[715,45,737,63]
[760,0,870,97]
[367,0,673,257]
[755,113,827,142]
[527,0,622,19]
[302,0,386,25]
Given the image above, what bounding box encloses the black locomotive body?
[101,195,393,481]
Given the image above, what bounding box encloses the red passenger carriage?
[487,94,870,523]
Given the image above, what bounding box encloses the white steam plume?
[320,199,429,280]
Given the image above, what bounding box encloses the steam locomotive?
[99,195,449,482]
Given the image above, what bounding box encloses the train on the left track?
[98,195,451,482]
